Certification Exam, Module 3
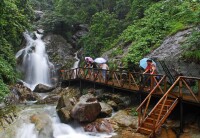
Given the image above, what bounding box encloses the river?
[0,105,114,138]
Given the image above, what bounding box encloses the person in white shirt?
[100,63,109,81]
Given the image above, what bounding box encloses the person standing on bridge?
[143,59,157,89]
[100,63,109,82]
[143,59,157,75]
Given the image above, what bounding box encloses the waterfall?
[16,31,56,90]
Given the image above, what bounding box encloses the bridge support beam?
[80,80,83,95]
[179,98,184,133]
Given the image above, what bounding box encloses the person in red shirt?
[143,59,157,74]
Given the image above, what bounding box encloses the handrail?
[61,68,200,104]
[136,75,167,111]
[146,77,181,117]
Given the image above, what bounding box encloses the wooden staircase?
[136,98,178,136]
[136,76,180,137]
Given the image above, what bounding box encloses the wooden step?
[157,104,171,110]
[142,122,154,129]
[154,109,167,114]
[164,99,174,105]
[145,117,158,124]
[149,112,165,119]
[138,127,153,135]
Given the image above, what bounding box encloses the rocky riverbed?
[1,85,200,138]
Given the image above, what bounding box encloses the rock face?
[33,84,55,92]
[147,28,200,77]
[43,34,75,70]
[71,94,101,122]
[30,113,53,138]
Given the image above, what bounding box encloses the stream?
[1,105,114,138]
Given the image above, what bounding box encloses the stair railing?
[145,77,181,135]
[136,75,167,126]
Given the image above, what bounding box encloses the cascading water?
[10,105,114,138]
[16,31,56,90]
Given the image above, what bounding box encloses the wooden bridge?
[60,67,200,137]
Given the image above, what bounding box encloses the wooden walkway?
[61,68,200,137]
[61,68,200,104]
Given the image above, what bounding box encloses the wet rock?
[84,118,113,133]
[57,108,72,123]
[99,102,113,117]
[8,84,40,104]
[37,94,60,104]
[43,34,75,70]
[107,100,118,110]
[98,93,131,110]
[33,84,55,93]
[30,113,53,138]
[71,94,101,122]
[111,110,138,129]
[56,87,80,123]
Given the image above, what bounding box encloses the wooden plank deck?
[61,68,200,106]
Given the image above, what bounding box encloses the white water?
[16,31,55,90]
[14,106,114,138]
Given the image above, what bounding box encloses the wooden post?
[164,76,167,93]
[198,80,200,100]
[151,75,154,90]
[179,79,183,98]
[129,72,131,89]
[180,97,183,133]
[80,80,83,95]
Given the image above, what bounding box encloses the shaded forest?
[0,0,200,100]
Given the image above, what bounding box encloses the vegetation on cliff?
[0,0,32,101]
[1,0,200,101]
[35,0,200,65]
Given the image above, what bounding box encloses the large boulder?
[30,113,53,138]
[99,102,113,117]
[84,118,113,133]
[71,94,101,122]
[33,84,55,93]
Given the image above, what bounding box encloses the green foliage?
[30,0,54,10]
[0,0,32,102]
[80,11,123,57]
[131,107,138,116]
[182,30,200,63]
[118,0,200,64]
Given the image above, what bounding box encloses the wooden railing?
[60,68,165,92]
[136,75,167,126]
